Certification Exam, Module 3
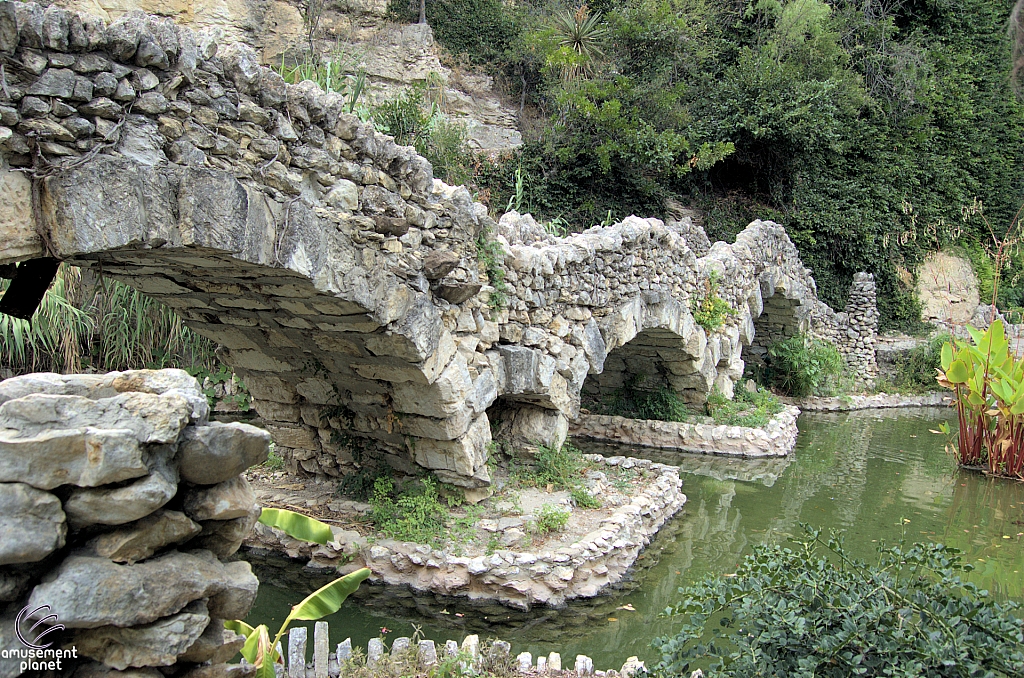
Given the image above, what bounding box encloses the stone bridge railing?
[0,1,877,495]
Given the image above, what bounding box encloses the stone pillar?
[843,272,879,384]
[0,369,267,677]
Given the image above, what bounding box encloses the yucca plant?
[226,508,370,678]
[550,4,609,82]
[938,320,1024,478]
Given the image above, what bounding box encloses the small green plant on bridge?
[691,271,736,332]
[653,525,1024,678]
[705,386,783,427]
[476,226,509,313]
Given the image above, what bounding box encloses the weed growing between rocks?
[760,334,848,397]
[874,333,950,394]
[691,271,737,332]
[532,441,601,508]
[532,503,570,534]
[370,476,482,548]
[589,373,694,422]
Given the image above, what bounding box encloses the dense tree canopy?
[393,0,1024,331]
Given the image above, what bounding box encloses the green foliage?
[368,476,482,546]
[372,84,473,184]
[258,508,333,545]
[532,503,570,534]
[277,48,367,114]
[532,441,599,508]
[388,0,519,66]
[705,386,784,427]
[763,335,846,397]
[691,271,736,332]
[262,444,285,471]
[1,265,218,376]
[653,526,1024,677]
[938,320,1024,478]
[475,226,509,312]
[592,373,692,423]
[877,333,950,394]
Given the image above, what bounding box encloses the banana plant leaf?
[290,568,372,621]
[258,507,333,545]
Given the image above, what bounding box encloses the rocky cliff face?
[51,0,522,151]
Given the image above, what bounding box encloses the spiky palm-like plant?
[551,4,609,82]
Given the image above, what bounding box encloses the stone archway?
[740,275,810,374]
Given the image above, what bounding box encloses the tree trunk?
[419,0,426,24]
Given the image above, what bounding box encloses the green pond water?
[243,408,1024,671]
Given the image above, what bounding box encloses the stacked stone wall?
[0,369,267,677]
[0,1,878,493]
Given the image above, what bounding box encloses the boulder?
[86,510,202,564]
[28,550,258,628]
[193,503,261,558]
[74,600,210,669]
[177,422,269,486]
[0,483,65,564]
[178,619,246,664]
[182,476,258,522]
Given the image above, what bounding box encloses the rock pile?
[0,369,268,677]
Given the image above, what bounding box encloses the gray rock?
[182,475,257,522]
[193,502,261,558]
[0,483,65,564]
[325,179,359,210]
[181,663,255,678]
[0,427,146,490]
[178,421,270,485]
[41,5,69,51]
[0,391,191,445]
[72,663,165,678]
[86,510,202,564]
[28,550,258,628]
[422,250,460,280]
[13,2,43,49]
[26,68,76,98]
[74,600,210,669]
[436,282,481,304]
[178,620,246,664]
[63,448,178,528]
[0,1,17,54]
[104,12,144,61]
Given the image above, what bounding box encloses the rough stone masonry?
[0,369,267,678]
[0,1,879,496]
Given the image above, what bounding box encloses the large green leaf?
[259,508,333,545]
[223,619,255,639]
[940,342,954,371]
[290,568,371,621]
[238,623,269,664]
[946,359,970,384]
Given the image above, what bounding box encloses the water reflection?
[243,408,1024,670]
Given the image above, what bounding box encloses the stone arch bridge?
[0,2,878,496]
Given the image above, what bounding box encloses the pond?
[242,408,1024,670]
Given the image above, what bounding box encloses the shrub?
[879,333,949,394]
[370,476,448,546]
[532,503,570,534]
[764,335,846,397]
[705,386,784,427]
[654,526,1024,678]
[593,374,693,422]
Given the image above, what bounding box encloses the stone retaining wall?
[781,393,948,411]
[570,407,800,458]
[0,369,268,678]
[246,455,685,610]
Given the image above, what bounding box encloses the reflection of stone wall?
[0,370,266,677]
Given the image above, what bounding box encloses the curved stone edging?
[569,406,800,458]
[781,393,948,411]
[245,455,685,610]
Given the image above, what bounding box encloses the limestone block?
[0,427,146,490]
[0,168,42,265]
[178,421,271,485]
[266,423,320,450]
[86,510,201,564]
[74,600,211,669]
[182,476,258,521]
[178,620,246,665]
[413,414,490,478]
[399,405,473,441]
[28,550,258,628]
[0,483,66,565]
[193,502,261,558]
[64,448,178,527]
[391,354,471,418]
[0,392,191,445]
